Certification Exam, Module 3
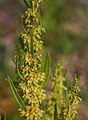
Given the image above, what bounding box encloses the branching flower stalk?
[7,0,82,120]
[63,76,82,120]
[17,0,46,119]
[48,61,67,120]
[47,61,81,120]
[8,0,47,120]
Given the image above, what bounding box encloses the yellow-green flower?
[48,61,67,120]
[14,0,46,119]
[9,0,82,120]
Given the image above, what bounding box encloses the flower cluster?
[48,61,67,120]
[15,0,46,119]
[47,61,81,120]
[9,0,82,120]
[63,76,82,120]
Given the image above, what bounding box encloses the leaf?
[66,91,70,109]
[23,0,32,8]
[54,103,57,120]
[40,49,45,71]
[20,16,27,33]
[7,76,26,110]
[16,31,27,52]
[16,31,24,50]
[41,52,51,88]
[19,37,25,50]
[16,59,25,81]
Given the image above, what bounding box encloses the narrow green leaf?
[23,0,32,8]
[64,69,67,78]
[54,103,57,120]
[20,16,27,33]
[23,0,29,7]
[19,37,25,50]
[7,76,26,110]
[16,31,24,50]
[16,31,27,52]
[66,91,70,109]
[41,52,51,88]
[40,49,45,71]
[16,59,25,81]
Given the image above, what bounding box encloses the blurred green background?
[0,0,88,119]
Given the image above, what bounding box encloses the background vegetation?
[0,0,88,119]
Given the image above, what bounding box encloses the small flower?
[15,0,46,120]
[48,61,67,120]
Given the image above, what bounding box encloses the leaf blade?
[40,49,45,71]
[7,76,26,110]
[16,59,25,81]
[41,52,51,88]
